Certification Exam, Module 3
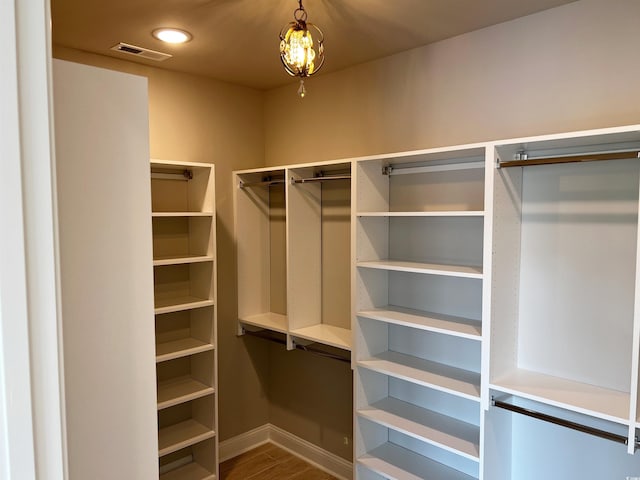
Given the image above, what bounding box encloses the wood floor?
[219,443,340,480]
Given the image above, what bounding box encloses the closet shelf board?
[156,338,215,363]
[160,462,215,480]
[154,297,215,315]
[357,260,483,279]
[157,376,215,410]
[156,338,214,363]
[491,369,630,425]
[240,312,288,334]
[358,397,480,461]
[358,306,481,340]
[358,442,477,480]
[290,324,351,350]
[152,212,214,217]
[358,351,481,401]
[158,419,216,457]
[153,255,214,266]
[357,211,485,217]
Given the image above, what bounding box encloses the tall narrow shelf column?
[151,160,218,480]
[353,146,490,480]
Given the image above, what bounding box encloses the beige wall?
[53,46,270,442]
[264,0,640,165]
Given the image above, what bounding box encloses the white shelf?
[239,312,288,333]
[358,443,477,480]
[290,324,351,350]
[158,419,216,457]
[358,397,480,461]
[357,260,483,279]
[152,212,214,217]
[160,462,215,480]
[154,297,214,315]
[358,306,481,340]
[157,376,215,410]
[491,369,630,424]
[358,351,481,401]
[358,211,485,217]
[156,338,214,363]
[153,255,214,266]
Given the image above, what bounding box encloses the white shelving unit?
[234,161,352,351]
[151,160,218,480]
[354,146,489,479]
[486,128,640,479]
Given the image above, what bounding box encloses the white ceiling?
[51,0,577,90]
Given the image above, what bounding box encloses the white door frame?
[0,0,67,478]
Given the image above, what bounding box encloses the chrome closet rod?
[498,150,640,168]
[291,175,351,184]
[239,179,286,188]
[242,329,350,364]
[492,399,638,447]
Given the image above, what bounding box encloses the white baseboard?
[218,423,353,480]
[218,424,270,462]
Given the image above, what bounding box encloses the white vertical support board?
[480,148,494,414]
[629,161,640,453]
[287,167,322,331]
[53,59,158,479]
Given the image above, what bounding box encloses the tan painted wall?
[264,0,640,165]
[52,46,270,442]
[263,0,640,462]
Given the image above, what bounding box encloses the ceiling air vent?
[110,43,172,62]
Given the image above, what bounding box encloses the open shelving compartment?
[486,128,640,479]
[354,146,488,479]
[151,159,218,479]
[235,168,289,335]
[287,162,352,351]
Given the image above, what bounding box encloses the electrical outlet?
[343,436,350,446]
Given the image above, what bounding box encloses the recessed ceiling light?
[152,28,192,44]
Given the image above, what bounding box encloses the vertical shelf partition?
[151,159,218,480]
[354,146,489,479]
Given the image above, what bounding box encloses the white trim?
[218,424,271,462]
[218,424,353,480]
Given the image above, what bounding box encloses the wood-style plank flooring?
[220,443,340,480]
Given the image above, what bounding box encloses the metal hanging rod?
[242,329,351,363]
[292,174,351,184]
[151,169,193,181]
[498,150,640,168]
[239,178,286,189]
[492,398,639,448]
[382,161,484,176]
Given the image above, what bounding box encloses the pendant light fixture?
[279,0,325,98]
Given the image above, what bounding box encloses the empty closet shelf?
[491,369,630,424]
[239,312,288,333]
[152,212,214,217]
[154,296,214,315]
[156,338,215,363]
[157,376,215,410]
[357,260,483,279]
[358,351,481,401]
[358,306,481,340]
[160,461,215,480]
[158,419,216,457]
[358,443,477,480]
[290,324,351,350]
[358,397,480,461]
[357,211,485,217]
[153,255,214,266]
